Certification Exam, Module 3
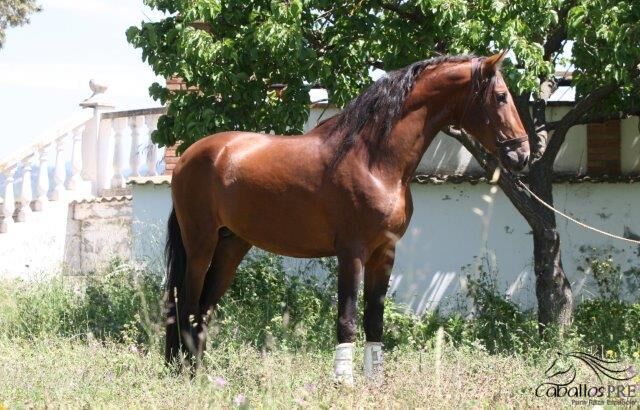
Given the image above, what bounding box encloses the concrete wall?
[0,197,132,278]
[391,183,639,313]
[131,181,640,312]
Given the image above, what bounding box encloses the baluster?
[111,118,126,188]
[145,114,159,176]
[16,156,34,222]
[0,165,17,233]
[67,125,85,191]
[96,117,113,193]
[129,116,143,177]
[49,135,67,201]
[81,122,93,180]
[33,146,50,211]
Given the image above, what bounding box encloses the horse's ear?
[482,50,508,77]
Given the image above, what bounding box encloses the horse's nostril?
[522,155,529,167]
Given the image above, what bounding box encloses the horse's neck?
[370,85,456,184]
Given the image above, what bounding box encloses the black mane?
[324,54,476,165]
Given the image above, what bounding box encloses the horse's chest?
[361,185,412,236]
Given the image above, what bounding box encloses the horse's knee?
[337,316,357,343]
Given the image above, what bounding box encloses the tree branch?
[542,0,577,61]
[530,77,558,163]
[380,2,425,24]
[443,126,547,230]
[513,93,535,136]
[547,109,640,130]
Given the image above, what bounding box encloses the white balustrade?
[111,118,127,189]
[0,165,17,233]
[129,116,143,178]
[93,109,166,194]
[145,114,160,177]
[0,102,167,233]
[33,146,49,211]
[16,156,34,222]
[67,125,85,191]
[49,135,67,201]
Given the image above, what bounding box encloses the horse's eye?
[496,93,507,104]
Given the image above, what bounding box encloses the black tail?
[165,207,186,297]
[165,207,186,363]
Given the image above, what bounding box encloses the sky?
[0,0,165,160]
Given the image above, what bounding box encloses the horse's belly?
[218,192,335,258]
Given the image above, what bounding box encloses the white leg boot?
[334,343,354,385]
[363,342,383,381]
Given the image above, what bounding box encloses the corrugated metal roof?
[126,173,638,187]
[413,174,640,185]
[73,195,132,204]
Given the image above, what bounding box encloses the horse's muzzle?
[501,148,529,172]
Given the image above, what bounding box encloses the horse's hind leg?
[179,220,219,365]
[199,230,252,350]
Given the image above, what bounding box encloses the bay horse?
[164,53,530,383]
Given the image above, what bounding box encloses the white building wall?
[548,106,588,174]
[130,181,173,272]
[621,117,640,174]
[391,183,640,313]
[0,200,70,279]
[131,181,640,312]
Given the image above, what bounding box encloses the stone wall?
[63,197,132,274]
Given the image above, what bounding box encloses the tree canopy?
[0,0,40,49]
[128,0,639,154]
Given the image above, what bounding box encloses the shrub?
[213,253,338,351]
[0,260,163,346]
[0,254,637,358]
[573,298,640,355]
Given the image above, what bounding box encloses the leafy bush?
[464,265,539,354]
[573,298,640,355]
[0,260,162,346]
[213,253,338,351]
[0,275,83,338]
[0,254,637,358]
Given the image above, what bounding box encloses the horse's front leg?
[334,248,366,385]
[363,243,395,382]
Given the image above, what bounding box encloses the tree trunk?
[446,126,574,334]
[529,162,573,332]
[532,227,573,330]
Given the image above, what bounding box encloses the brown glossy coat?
[164,53,530,364]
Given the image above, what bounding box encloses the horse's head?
[457,52,530,172]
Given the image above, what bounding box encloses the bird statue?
[88,79,108,99]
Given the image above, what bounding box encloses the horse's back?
[173,131,326,188]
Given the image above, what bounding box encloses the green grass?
[5,336,637,408]
[0,256,638,408]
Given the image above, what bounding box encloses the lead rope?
[517,180,640,245]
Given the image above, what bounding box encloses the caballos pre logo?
[536,351,638,405]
